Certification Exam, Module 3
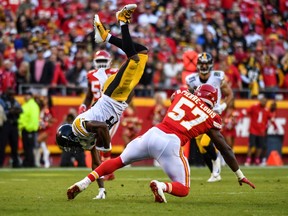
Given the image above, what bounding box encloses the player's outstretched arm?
[79,83,94,114]
[207,129,256,189]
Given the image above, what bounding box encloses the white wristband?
[234,169,245,180]
[221,102,227,111]
[80,104,87,109]
[96,146,112,152]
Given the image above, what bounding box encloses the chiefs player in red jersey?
[78,50,118,199]
[78,50,117,113]
[67,84,255,203]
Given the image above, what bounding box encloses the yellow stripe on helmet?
[72,117,89,138]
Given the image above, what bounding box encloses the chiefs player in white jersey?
[77,50,118,199]
[185,52,233,183]
[66,84,255,203]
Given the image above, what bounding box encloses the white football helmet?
[93,50,112,69]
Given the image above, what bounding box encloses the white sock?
[106,33,111,42]
[159,182,167,191]
[77,177,92,191]
[99,188,105,193]
[234,169,245,180]
[119,21,126,26]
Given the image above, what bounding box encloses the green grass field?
[0,166,287,216]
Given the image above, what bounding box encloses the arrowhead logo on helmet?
[194,84,218,108]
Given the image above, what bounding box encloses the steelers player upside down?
[56,4,148,199]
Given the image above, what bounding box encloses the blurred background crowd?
[0,0,287,99]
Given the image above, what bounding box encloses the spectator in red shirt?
[243,96,274,166]
[261,54,279,99]
[0,59,16,94]
[50,53,68,87]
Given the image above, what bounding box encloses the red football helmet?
[93,50,112,69]
[197,52,213,74]
[194,84,218,108]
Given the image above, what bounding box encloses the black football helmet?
[56,124,84,153]
[197,52,213,74]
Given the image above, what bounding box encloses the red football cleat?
[67,185,81,200]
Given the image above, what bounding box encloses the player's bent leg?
[150,180,189,203]
[104,53,148,101]
[166,182,190,197]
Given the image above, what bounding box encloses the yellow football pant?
[103,53,148,102]
[195,134,212,154]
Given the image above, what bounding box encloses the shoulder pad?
[212,70,224,76]
[186,73,198,82]
[87,69,97,75]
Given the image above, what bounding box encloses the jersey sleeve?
[185,74,197,88]
[86,70,97,82]
[212,114,222,130]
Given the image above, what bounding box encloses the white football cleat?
[116,4,137,23]
[212,154,221,176]
[150,180,167,203]
[93,188,106,200]
[94,14,110,43]
[207,174,222,183]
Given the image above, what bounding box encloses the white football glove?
[93,188,106,200]
[213,102,227,114]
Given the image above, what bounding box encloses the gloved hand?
[213,102,227,114]
[238,177,256,189]
[96,145,112,152]
[78,104,86,114]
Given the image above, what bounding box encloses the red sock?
[88,157,124,181]
[165,182,189,197]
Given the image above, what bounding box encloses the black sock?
[108,31,147,55]
[202,153,213,172]
[204,142,217,161]
[120,25,136,57]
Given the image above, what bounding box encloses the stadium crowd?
[0,0,287,99]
